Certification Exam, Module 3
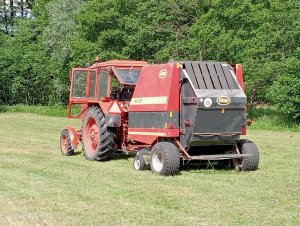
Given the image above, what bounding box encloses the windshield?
[114,68,141,84]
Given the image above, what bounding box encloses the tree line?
[0,0,299,122]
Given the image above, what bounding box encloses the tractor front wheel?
[60,129,74,156]
[150,142,180,176]
[133,152,146,171]
[233,140,260,171]
[82,106,115,161]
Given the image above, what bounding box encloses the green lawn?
[0,113,299,225]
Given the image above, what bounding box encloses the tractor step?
[183,153,252,161]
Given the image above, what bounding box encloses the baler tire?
[150,142,180,176]
[60,129,74,156]
[233,140,260,171]
[82,106,116,161]
[133,152,146,171]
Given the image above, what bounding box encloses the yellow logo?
[133,98,142,104]
[158,69,168,79]
[217,96,231,105]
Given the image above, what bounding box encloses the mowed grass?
[0,113,299,225]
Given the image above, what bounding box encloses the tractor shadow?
[110,151,134,161]
[72,151,82,156]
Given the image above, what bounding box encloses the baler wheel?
[233,140,260,171]
[82,106,115,161]
[150,142,180,176]
[133,152,146,171]
[60,129,74,156]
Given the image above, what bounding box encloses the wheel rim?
[134,158,140,170]
[61,134,68,154]
[152,149,163,172]
[85,117,99,153]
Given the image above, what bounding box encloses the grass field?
[0,113,299,225]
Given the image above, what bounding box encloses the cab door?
[68,68,98,118]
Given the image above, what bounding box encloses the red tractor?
[60,59,259,175]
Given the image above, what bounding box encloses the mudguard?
[65,126,81,149]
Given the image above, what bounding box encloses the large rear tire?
[82,106,116,161]
[233,140,259,171]
[150,142,180,176]
[60,129,74,156]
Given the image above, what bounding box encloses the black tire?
[82,106,116,161]
[133,152,146,171]
[150,142,180,176]
[233,140,260,171]
[60,129,74,156]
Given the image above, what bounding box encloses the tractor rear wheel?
[82,106,115,161]
[233,140,259,171]
[150,142,180,176]
[60,129,74,156]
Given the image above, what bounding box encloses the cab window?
[72,70,96,98]
[99,68,109,98]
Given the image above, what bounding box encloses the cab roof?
[89,60,148,69]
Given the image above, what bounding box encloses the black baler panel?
[214,63,230,89]
[185,62,200,89]
[207,62,222,89]
[193,109,244,134]
[191,62,206,89]
[183,61,239,90]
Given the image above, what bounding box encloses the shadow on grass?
[180,160,235,174]
[72,151,82,156]
[110,151,134,161]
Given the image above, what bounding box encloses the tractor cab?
[68,60,148,119]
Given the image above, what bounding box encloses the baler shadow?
[181,161,234,173]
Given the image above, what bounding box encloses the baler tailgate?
[180,61,247,148]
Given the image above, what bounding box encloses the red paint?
[184,120,190,127]
[84,117,99,153]
[129,63,179,112]
[65,126,80,148]
[128,128,180,145]
[60,134,68,154]
[233,64,245,91]
[241,126,247,135]
[247,119,253,126]
[89,60,148,69]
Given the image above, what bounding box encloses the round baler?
[60,60,259,176]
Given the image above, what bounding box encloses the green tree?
[188,0,300,105]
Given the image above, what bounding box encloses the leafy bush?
[0,104,67,117]
[269,75,300,123]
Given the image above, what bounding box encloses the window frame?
[112,66,142,85]
[70,68,98,99]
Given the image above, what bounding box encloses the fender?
[65,126,81,149]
